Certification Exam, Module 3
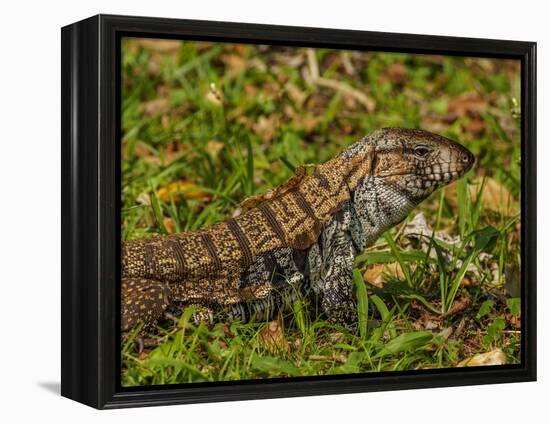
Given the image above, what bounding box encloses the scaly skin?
[121,128,474,331]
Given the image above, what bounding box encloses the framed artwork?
[61,14,536,409]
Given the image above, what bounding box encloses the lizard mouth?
[425,168,469,183]
[422,156,474,181]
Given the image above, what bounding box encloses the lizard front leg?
[308,207,358,328]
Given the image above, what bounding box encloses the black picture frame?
[61,14,537,409]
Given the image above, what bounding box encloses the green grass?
[120,38,522,386]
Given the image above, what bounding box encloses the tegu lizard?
[121,128,474,331]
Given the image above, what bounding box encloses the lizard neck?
[313,145,376,201]
[350,174,417,251]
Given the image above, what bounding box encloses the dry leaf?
[441,296,471,318]
[156,181,211,202]
[458,349,507,367]
[243,83,258,96]
[447,93,488,118]
[439,327,453,340]
[506,313,521,329]
[471,178,518,215]
[259,319,289,353]
[295,114,321,132]
[232,44,248,57]
[133,143,161,165]
[363,265,385,288]
[504,263,521,298]
[134,39,181,53]
[285,83,307,107]
[384,62,408,84]
[454,317,466,338]
[163,217,175,234]
[205,140,225,159]
[308,354,347,363]
[465,117,487,135]
[363,262,405,288]
[421,113,448,134]
[141,98,170,116]
[341,51,356,76]
[460,275,479,287]
[161,141,188,164]
[205,83,224,106]
[253,115,280,143]
[446,177,517,215]
[411,307,440,331]
[135,192,151,206]
[220,54,246,77]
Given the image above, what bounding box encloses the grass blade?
[457,177,468,237]
[377,331,433,357]
[353,269,369,340]
[150,188,167,234]
[245,136,254,195]
[279,155,296,172]
[383,232,412,287]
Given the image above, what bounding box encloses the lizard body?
[122,128,474,330]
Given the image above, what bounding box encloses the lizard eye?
[414,145,431,157]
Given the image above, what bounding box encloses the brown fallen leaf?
[454,317,466,338]
[439,327,453,340]
[259,319,289,353]
[134,39,182,53]
[163,217,175,234]
[285,83,307,107]
[231,43,247,57]
[457,349,507,367]
[446,177,518,216]
[220,54,246,77]
[441,296,471,318]
[308,354,347,363]
[141,98,170,116]
[340,51,356,76]
[384,62,408,85]
[133,143,162,165]
[447,93,488,118]
[504,263,521,298]
[363,262,405,288]
[204,140,225,159]
[465,117,487,135]
[506,313,521,329]
[295,114,321,132]
[156,181,211,202]
[243,83,258,96]
[161,141,188,165]
[470,177,518,215]
[205,83,224,106]
[460,275,479,288]
[411,307,440,331]
[136,192,151,206]
[253,115,280,143]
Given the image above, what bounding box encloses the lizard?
[121,127,475,331]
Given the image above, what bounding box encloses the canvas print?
[120,38,521,387]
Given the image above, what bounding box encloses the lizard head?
[344,128,475,247]
[366,127,475,201]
